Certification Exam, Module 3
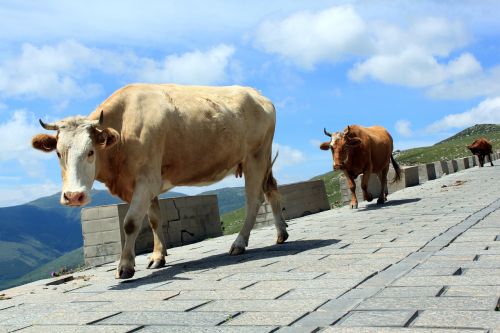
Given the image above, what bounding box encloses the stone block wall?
[81,195,221,267]
[255,180,330,228]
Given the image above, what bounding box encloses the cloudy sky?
[1,0,500,207]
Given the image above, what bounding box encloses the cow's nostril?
[63,193,70,201]
[77,193,85,202]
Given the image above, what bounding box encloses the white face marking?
[57,126,96,205]
[331,132,342,148]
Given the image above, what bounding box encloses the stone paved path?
[1,162,499,332]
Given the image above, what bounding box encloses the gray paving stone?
[356,297,497,310]
[194,299,326,312]
[412,310,500,329]
[98,311,237,326]
[322,327,488,332]
[337,310,416,327]
[222,311,307,326]
[375,286,443,298]
[136,326,276,333]
[16,325,140,333]
[291,310,345,327]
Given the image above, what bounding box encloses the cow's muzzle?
[62,191,89,206]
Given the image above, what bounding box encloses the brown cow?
[31,84,288,279]
[320,125,401,209]
[467,138,494,167]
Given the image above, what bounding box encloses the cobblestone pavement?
[1,162,499,332]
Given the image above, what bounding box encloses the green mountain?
[395,124,500,165]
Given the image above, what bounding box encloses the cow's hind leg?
[116,180,156,279]
[264,171,288,244]
[147,196,167,269]
[229,156,266,255]
[488,154,494,166]
[361,172,373,202]
[377,167,389,205]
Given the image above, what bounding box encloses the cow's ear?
[346,137,362,147]
[32,134,57,152]
[319,142,331,150]
[94,128,120,149]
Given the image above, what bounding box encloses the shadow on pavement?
[110,238,340,290]
[359,198,422,211]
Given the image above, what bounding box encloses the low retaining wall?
[339,152,499,206]
[81,195,222,267]
[256,180,330,228]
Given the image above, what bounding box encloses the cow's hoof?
[115,266,135,279]
[350,203,358,209]
[365,194,373,202]
[276,230,289,244]
[147,258,166,269]
[377,198,385,205]
[229,244,245,255]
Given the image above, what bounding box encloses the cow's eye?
[88,150,94,157]
[56,151,61,158]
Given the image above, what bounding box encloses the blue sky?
[1,0,500,207]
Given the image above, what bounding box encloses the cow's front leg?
[116,182,154,279]
[345,173,358,209]
[361,172,373,202]
[147,196,167,269]
[229,157,265,255]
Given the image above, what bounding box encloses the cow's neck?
[96,146,132,202]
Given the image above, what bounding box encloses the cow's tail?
[390,154,402,183]
[263,151,280,202]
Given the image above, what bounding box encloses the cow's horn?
[39,119,58,131]
[324,128,332,137]
[98,110,104,126]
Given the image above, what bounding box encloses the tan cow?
[320,125,401,209]
[32,84,288,279]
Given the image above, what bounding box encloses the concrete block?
[255,180,329,228]
[439,160,449,174]
[433,161,444,178]
[81,195,221,267]
[456,158,466,171]
[418,163,436,183]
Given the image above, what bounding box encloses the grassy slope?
[0,247,83,291]
[396,124,500,165]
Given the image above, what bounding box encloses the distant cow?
[32,84,288,279]
[320,125,401,209]
[467,138,494,167]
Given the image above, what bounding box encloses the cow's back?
[350,125,393,173]
[90,84,276,198]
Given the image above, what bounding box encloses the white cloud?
[0,41,109,102]
[0,110,53,177]
[427,65,500,100]
[426,97,500,133]
[0,41,238,104]
[348,15,478,88]
[136,44,237,85]
[272,143,306,171]
[395,120,413,137]
[0,181,59,207]
[254,6,371,69]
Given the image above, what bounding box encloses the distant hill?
[199,187,246,214]
[395,123,499,165]
[436,124,500,144]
